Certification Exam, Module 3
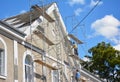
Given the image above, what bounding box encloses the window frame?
[52,70,59,82]
[23,51,34,82]
[0,37,7,79]
[25,55,34,82]
[0,49,5,76]
[52,63,59,82]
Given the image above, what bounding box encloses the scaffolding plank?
[68,34,83,44]
[34,30,54,45]
[32,5,55,22]
[80,76,87,81]
[69,54,80,60]
[34,60,57,70]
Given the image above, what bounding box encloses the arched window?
[52,63,59,82]
[52,70,59,82]
[0,48,5,76]
[0,37,7,78]
[25,55,34,82]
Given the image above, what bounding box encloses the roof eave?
[0,20,26,37]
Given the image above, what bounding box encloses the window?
[52,70,59,82]
[25,55,34,82]
[0,38,7,78]
[0,49,5,76]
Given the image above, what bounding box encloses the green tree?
[83,42,120,82]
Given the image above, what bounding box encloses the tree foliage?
[83,42,120,82]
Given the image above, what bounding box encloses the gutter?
[81,67,104,82]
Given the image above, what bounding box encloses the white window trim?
[52,63,59,82]
[0,37,7,79]
[0,75,6,79]
[52,70,59,82]
[52,63,56,82]
[51,71,53,82]
[23,50,35,82]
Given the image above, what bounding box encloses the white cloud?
[113,44,120,51]
[20,10,26,14]
[90,0,103,7]
[74,8,83,16]
[83,57,90,62]
[68,0,85,6]
[91,15,120,38]
[111,37,120,44]
[91,15,120,44]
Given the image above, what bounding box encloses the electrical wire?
[69,0,102,34]
[55,0,102,45]
[29,0,102,55]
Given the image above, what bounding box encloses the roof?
[2,3,55,32]
[0,20,26,37]
[31,5,54,22]
[3,9,40,29]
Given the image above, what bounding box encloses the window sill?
[0,75,7,80]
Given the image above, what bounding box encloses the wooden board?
[34,60,57,70]
[32,5,55,22]
[69,54,80,60]
[68,34,83,44]
[34,30,54,45]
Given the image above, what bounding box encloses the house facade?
[0,3,103,82]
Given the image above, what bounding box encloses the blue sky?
[0,0,120,60]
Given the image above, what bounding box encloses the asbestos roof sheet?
[2,3,54,32]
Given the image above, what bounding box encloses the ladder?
[63,71,69,82]
[55,15,63,82]
[63,38,74,82]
